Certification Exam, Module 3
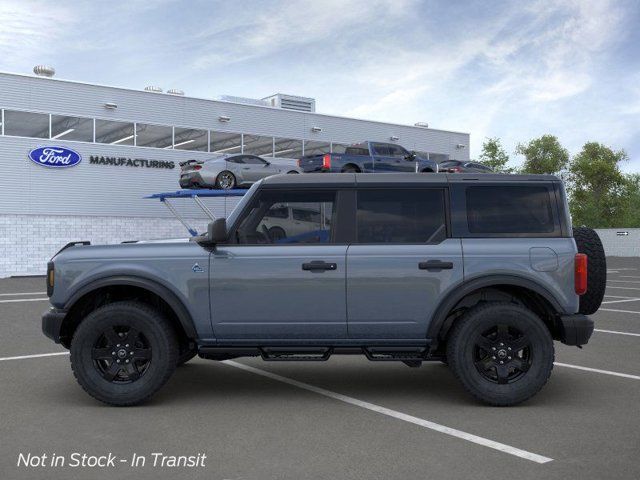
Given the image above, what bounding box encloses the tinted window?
[236,190,335,244]
[387,144,408,158]
[466,186,555,234]
[467,162,492,171]
[357,189,446,243]
[439,160,460,167]
[242,155,267,165]
[227,156,245,164]
[372,144,391,156]
[51,115,93,142]
[345,147,370,156]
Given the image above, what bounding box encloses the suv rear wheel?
[70,301,178,406]
[446,302,554,406]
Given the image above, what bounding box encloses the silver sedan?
[179,154,301,190]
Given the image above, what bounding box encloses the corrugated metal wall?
[0,72,469,218]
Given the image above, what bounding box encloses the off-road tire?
[447,302,554,406]
[70,301,178,406]
[573,227,606,315]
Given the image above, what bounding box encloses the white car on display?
[179,154,301,190]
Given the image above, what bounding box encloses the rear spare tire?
[573,227,606,315]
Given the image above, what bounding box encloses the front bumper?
[42,308,67,344]
[558,314,594,346]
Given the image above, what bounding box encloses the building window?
[243,135,274,156]
[135,123,173,149]
[273,137,303,158]
[3,110,49,138]
[303,140,331,156]
[95,119,135,145]
[173,127,208,151]
[211,131,242,154]
[50,114,94,142]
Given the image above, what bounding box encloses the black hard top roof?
[261,173,561,188]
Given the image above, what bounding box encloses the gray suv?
[42,173,606,406]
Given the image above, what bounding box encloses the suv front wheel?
[446,302,554,406]
[70,301,178,406]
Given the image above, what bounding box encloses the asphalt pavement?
[0,258,638,480]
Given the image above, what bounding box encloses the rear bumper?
[179,172,206,188]
[557,314,594,346]
[42,308,67,344]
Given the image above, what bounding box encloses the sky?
[1,0,639,171]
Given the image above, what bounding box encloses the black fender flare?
[426,274,563,342]
[64,275,197,339]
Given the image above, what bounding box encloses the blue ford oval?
[28,146,82,168]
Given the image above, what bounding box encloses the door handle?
[419,260,453,271]
[302,261,337,272]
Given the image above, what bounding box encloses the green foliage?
[516,134,569,175]
[568,142,630,228]
[478,137,514,173]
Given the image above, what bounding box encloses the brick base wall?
[0,214,212,277]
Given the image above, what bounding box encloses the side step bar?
[199,345,432,363]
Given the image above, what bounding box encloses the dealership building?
[0,68,470,277]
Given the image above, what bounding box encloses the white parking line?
[606,286,640,291]
[222,360,553,464]
[0,292,47,296]
[0,352,69,362]
[601,298,640,305]
[0,298,49,304]
[594,329,640,337]
[616,275,640,279]
[554,363,640,380]
[599,308,640,315]
[608,280,640,284]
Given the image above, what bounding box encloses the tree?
[516,134,569,175]
[568,142,628,228]
[478,137,514,173]
[619,174,640,228]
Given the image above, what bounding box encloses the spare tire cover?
[573,227,606,315]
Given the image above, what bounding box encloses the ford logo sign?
[28,146,82,168]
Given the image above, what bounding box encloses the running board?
[363,347,428,361]
[260,347,332,361]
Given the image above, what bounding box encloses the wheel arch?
[341,163,361,172]
[427,275,563,347]
[61,276,197,348]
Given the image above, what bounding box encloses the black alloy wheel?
[91,326,152,383]
[472,324,531,384]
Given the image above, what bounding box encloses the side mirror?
[264,161,271,166]
[208,218,228,243]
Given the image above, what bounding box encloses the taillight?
[297,159,301,167]
[450,166,462,173]
[575,253,588,295]
[322,154,331,170]
[193,165,202,170]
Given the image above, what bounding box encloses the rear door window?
[466,186,556,234]
[356,189,447,244]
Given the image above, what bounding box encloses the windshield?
[226,181,262,228]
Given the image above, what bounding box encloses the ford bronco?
[42,173,606,406]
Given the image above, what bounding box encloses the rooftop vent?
[167,89,184,96]
[33,65,55,77]
[414,122,429,128]
[218,95,270,107]
[263,93,316,112]
[144,86,163,93]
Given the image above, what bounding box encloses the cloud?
[0,1,75,65]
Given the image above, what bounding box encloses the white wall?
[594,229,640,257]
